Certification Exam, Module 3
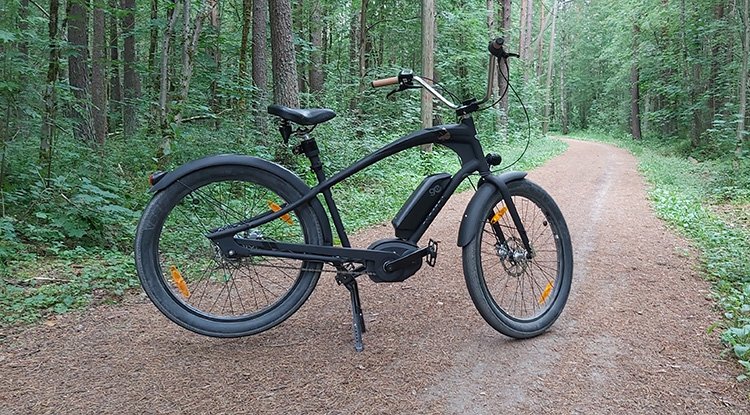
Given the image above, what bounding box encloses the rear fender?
[149,154,333,246]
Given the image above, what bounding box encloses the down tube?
[405,159,481,244]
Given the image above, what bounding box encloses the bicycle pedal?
[427,239,439,267]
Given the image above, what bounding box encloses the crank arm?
[383,239,439,272]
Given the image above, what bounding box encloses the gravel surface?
[1,139,748,414]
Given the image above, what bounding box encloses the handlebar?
[371,37,517,114]
[371,77,398,88]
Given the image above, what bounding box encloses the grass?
[563,131,750,381]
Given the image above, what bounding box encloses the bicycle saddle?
[267,105,336,125]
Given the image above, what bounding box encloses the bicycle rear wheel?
[135,165,325,337]
[463,179,573,338]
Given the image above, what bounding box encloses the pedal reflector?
[267,200,294,225]
[539,281,553,305]
[169,265,191,298]
[490,206,508,224]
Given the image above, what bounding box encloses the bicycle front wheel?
[463,178,573,338]
[135,164,325,337]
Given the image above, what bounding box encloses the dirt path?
[1,139,748,414]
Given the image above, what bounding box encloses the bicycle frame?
[208,115,491,267]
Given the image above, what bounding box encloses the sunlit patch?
[169,265,191,298]
[490,206,508,224]
[539,281,553,305]
[267,200,294,225]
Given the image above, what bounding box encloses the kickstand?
[344,279,366,352]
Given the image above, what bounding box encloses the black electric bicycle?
[134,38,573,351]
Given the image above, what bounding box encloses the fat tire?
[134,165,324,337]
[463,178,573,338]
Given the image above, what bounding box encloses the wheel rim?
[479,194,563,321]
[155,176,317,321]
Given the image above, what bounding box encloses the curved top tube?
[207,116,492,241]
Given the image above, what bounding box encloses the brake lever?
[386,74,421,100]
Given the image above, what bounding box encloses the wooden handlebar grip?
[371,77,399,88]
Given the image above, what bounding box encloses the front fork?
[484,175,534,257]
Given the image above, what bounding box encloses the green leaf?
[734,344,750,359]
[0,30,16,42]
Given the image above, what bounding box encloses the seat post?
[293,135,326,183]
[293,135,352,248]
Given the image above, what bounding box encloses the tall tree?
[252,0,269,130]
[238,0,252,108]
[499,0,511,123]
[269,0,299,107]
[148,0,159,93]
[92,1,108,145]
[541,0,556,134]
[108,0,122,122]
[309,0,325,94]
[121,0,140,136]
[67,0,94,142]
[174,0,209,125]
[739,0,749,159]
[41,0,61,173]
[208,0,222,126]
[421,0,435,134]
[158,0,181,134]
[630,23,642,140]
[358,0,369,81]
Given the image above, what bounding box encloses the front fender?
[149,154,333,246]
[456,171,527,247]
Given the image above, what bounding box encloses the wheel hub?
[496,237,530,277]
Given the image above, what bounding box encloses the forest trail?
[1,139,748,414]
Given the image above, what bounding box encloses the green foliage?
[1,250,138,326]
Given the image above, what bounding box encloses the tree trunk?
[174,0,208,125]
[239,0,252,109]
[629,23,642,140]
[158,0,181,134]
[252,0,269,131]
[542,1,556,135]
[738,0,749,160]
[348,0,358,109]
[499,0,511,127]
[108,0,121,123]
[421,0,435,152]
[41,0,61,176]
[18,0,29,57]
[148,0,159,93]
[487,0,502,133]
[92,2,108,145]
[269,0,299,108]
[309,0,325,95]
[293,1,306,101]
[535,2,547,78]
[269,0,299,163]
[208,0,221,128]
[559,29,568,135]
[67,0,94,142]
[121,0,140,137]
[358,0,369,82]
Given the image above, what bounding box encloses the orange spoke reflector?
[267,200,293,225]
[490,206,508,224]
[169,265,191,298]
[539,281,553,305]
